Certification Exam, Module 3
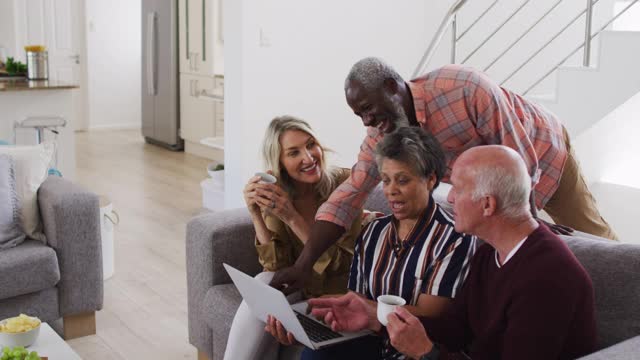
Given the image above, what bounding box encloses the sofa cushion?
[578,335,640,359]
[363,184,391,214]
[0,240,60,300]
[561,235,640,349]
[0,154,26,250]
[0,143,55,243]
[0,287,59,324]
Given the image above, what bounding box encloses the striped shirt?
[348,197,476,305]
[317,65,567,230]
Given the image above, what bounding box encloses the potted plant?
[4,57,27,77]
[207,163,224,187]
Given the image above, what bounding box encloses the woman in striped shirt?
[303,127,477,360]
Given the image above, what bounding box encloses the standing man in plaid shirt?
[271,57,616,292]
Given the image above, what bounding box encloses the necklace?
[393,218,419,254]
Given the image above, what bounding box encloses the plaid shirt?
[317,65,568,229]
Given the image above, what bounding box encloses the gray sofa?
[0,176,103,339]
[187,186,640,360]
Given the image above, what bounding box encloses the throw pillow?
[0,154,26,250]
[0,142,54,243]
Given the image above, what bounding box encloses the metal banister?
[499,1,601,87]
[416,0,638,95]
[461,0,531,65]
[413,0,469,77]
[523,0,640,95]
[483,0,564,72]
[451,15,458,64]
[456,0,499,42]
[583,0,595,66]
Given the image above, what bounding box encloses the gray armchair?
[187,186,640,360]
[0,176,103,339]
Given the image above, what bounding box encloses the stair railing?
[523,0,639,95]
[412,0,470,77]
[499,0,603,89]
[414,0,640,95]
[460,0,531,65]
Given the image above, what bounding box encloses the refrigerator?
[141,0,183,150]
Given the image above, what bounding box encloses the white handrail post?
[584,0,594,66]
[451,14,458,63]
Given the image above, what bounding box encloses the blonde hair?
[262,115,339,200]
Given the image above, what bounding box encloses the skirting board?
[186,140,224,162]
[88,123,140,131]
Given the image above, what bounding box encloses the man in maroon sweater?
[308,145,597,359]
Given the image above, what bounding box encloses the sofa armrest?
[38,176,103,316]
[186,207,262,358]
[578,336,640,359]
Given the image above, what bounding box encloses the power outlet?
[259,28,272,47]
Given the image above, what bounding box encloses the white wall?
[590,182,640,244]
[85,0,141,129]
[613,0,640,31]
[224,0,450,208]
[0,0,16,60]
[573,91,640,243]
[573,91,640,189]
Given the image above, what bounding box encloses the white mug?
[377,295,406,326]
[255,172,277,184]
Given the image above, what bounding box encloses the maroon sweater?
[421,224,597,359]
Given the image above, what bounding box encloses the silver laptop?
[223,263,372,349]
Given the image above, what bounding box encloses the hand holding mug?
[377,295,406,326]
[243,176,263,215]
[252,173,297,224]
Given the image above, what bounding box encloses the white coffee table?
[27,323,81,360]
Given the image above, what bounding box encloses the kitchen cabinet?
[179,0,224,161]
[180,74,214,142]
[213,76,224,137]
[178,0,223,76]
[180,73,224,161]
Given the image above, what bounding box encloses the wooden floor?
[67,130,211,359]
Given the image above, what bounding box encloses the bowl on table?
[0,315,41,348]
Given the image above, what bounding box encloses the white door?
[13,0,88,130]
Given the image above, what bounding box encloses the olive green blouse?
[255,169,362,298]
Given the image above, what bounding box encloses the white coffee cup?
[377,295,406,326]
[255,172,277,184]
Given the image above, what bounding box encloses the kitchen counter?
[0,78,78,91]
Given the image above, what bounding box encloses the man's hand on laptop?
[270,264,312,295]
[265,314,299,346]
[308,292,380,332]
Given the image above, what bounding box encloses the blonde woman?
[224,116,362,360]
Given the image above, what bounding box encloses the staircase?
[530,30,640,136]
[418,0,640,138]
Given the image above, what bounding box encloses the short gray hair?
[261,115,337,199]
[345,57,404,92]
[470,158,531,219]
[374,127,446,188]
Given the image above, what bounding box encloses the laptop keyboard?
[295,312,343,343]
